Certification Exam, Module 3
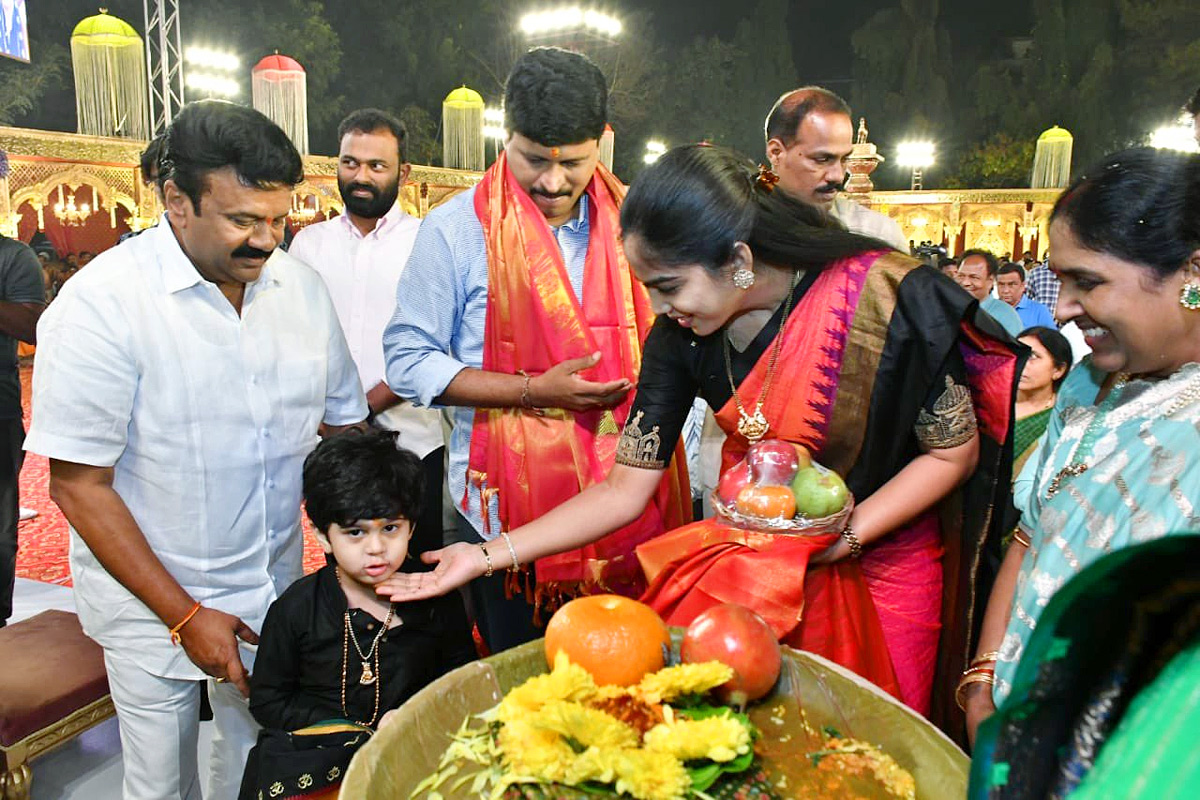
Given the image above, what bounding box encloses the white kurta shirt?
[25,219,367,679]
[290,205,443,457]
[832,196,910,254]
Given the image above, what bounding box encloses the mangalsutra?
[723,271,800,443]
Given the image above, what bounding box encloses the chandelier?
[288,193,318,226]
[53,185,94,227]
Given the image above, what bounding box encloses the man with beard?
[383,47,691,653]
[764,87,909,252]
[25,100,366,799]
[290,109,445,559]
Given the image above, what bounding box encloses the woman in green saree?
[1010,326,1071,479]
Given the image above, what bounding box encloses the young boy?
[248,430,476,732]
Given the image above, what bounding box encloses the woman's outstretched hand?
[376,543,485,602]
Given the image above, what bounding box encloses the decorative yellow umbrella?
[70,9,150,139]
[1031,125,1073,189]
[442,86,484,171]
[252,53,309,155]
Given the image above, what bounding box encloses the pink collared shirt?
[290,204,443,457]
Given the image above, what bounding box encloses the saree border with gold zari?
[470,153,691,612]
[638,252,1020,735]
[638,251,903,701]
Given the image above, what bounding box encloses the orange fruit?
[544,594,671,686]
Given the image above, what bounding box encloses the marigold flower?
[643,712,751,762]
[635,661,733,704]
[530,700,639,749]
[496,651,596,723]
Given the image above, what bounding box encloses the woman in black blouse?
[386,145,1019,738]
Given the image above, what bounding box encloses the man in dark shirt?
[0,234,46,625]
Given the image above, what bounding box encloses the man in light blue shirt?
[383,48,690,653]
[956,249,1024,337]
[996,261,1056,331]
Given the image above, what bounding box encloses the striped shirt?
[1025,264,1060,323]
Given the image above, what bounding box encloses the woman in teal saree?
[963,147,1200,746]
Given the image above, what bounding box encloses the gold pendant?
[359,661,376,685]
[736,406,770,443]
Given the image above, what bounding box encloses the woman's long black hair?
[620,144,891,275]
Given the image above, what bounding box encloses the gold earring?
[1181,281,1200,311]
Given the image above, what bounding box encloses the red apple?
[716,459,754,507]
[681,603,782,708]
[746,439,801,485]
[735,485,797,520]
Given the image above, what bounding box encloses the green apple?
[790,466,849,518]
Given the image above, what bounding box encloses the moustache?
[346,182,379,198]
[531,188,572,199]
[232,245,274,260]
[816,182,842,194]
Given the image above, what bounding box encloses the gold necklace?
[723,271,800,443]
[335,569,395,727]
[1044,372,1129,499]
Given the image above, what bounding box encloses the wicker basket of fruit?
[711,439,854,535]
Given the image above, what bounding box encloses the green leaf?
[687,762,723,791]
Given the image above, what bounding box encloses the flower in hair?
[756,164,779,193]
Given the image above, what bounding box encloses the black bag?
[238,720,372,800]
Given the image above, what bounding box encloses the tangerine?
[543,594,671,686]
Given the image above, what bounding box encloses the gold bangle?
[971,650,1001,668]
[841,524,863,559]
[960,665,995,679]
[478,543,494,578]
[1012,528,1032,548]
[499,530,520,573]
[168,601,202,645]
[955,671,995,712]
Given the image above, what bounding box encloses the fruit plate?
[709,489,854,535]
[340,635,968,799]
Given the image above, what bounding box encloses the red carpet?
[15,362,328,585]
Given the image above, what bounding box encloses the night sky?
[11,0,1035,146]
[641,0,1032,88]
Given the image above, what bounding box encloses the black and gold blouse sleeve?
[913,347,978,450]
[615,315,702,470]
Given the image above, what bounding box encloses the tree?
[183,0,344,150]
[657,0,797,169]
[942,134,1035,189]
[850,0,953,144]
[0,45,67,126]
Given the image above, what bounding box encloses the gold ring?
[214,677,228,684]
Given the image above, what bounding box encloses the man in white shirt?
[289,109,445,557]
[764,86,909,253]
[25,101,367,799]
